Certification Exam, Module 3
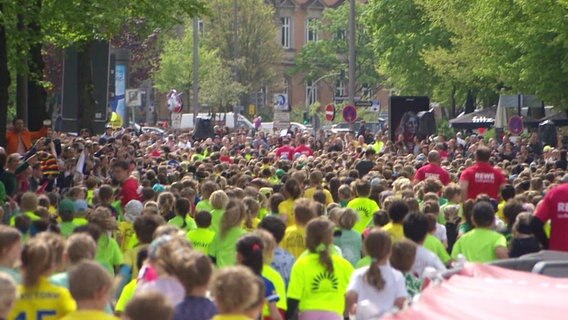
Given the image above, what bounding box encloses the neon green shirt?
[208,226,247,267]
[355,256,371,268]
[195,199,213,213]
[210,208,224,233]
[347,197,379,233]
[451,228,507,262]
[59,221,77,237]
[262,264,287,315]
[424,234,450,263]
[95,234,123,276]
[10,211,41,226]
[187,228,216,255]
[115,279,137,312]
[287,253,353,315]
[168,215,197,232]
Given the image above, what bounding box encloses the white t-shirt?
[347,264,408,317]
[411,245,446,279]
[434,223,447,244]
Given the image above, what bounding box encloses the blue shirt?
[262,276,279,303]
[270,247,295,287]
[173,296,218,320]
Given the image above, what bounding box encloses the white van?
[179,112,254,130]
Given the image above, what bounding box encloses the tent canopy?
[449,106,496,129]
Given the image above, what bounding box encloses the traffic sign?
[342,105,357,123]
[325,104,335,121]
[355,100,373,108]
[508,115,523,135]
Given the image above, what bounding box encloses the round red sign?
[508,115,523,135]
[342,105,357,123]
[325,104,335,121]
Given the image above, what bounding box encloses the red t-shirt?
[414,163,450,185]
[534,183,568,252]
[459,162,505,200]
[275,145,295,160]
[219,155,233,164]
[294,145,313,157]
[120,177,141,208]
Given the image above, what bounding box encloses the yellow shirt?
[346,197,380,233]
[281,226,306,259]
[123,244,148,281]
[242,217,260,232]
[115,279,137,313]
[278,199,296,226]
[61,310,119,320]
[118,221,135,253]
[496,200,506,221]
[303,187,334,205]
[287,253,353,315]
[187,228,216,255]
[262,265,287,316]
[383,222,405,241]
[9,277,76,320]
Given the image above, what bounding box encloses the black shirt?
[509,237,541,258]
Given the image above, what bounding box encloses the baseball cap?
[543,145,552,152]
[152,184,165,193]
[275,169,285,178]
[74,199,89,212]
[59,198,75,214]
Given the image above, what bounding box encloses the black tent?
[524,111,568,128]
[449,106,496,129]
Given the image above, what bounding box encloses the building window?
[335,29,346,40]
[305,80,317,106]
[281,17,291,48]
[305,18,319,42]
[198,20,205,34]
[362,84,373,99]
[335,79,345,98]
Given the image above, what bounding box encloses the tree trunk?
[76,42,97,133]
[0,3,10,147]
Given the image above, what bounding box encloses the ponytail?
[317,244,334,273]
[175,198,190,229]
[306,218,335,273]
[220,199,246,238]
[21,239,53,287]
[364,259,386,291]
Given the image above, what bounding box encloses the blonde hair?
[170,250,212,292]
[306,218,334,273]
[210,190,229,210]
[0,272,16,312]
[252,229,277,264]
[293,198,316,225]
[0,225,21,256]
[20,192,39,212]
[68,261,112,301]
[21,238,54,287]
[210,266,259,313]
[124,291,173,320]
[220,199,246,237]
[157,192,175,217]
[35,232,65,271]
[337,208,358,230]
[65,233,97,264]
[242,197,259,230]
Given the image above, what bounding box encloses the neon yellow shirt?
[212,316,252,320]
[8,277,76,320]
[242,217,260,232]
[496,200,506,221]
[72,217,88,226]
[347,197,379,233]
[195,199,213,213]
[262,264,287,316]
[123,244,148,281]
[287,253,353,315]
[115,279,137,312]
[95,234,123,276]
[281,226,306,259]
[187,228,216,255]
[168,215,197,232]
[383,222,405,241]
[304,187,334,205]
[10,211,41,226]
[118,221,135,253]
[61,310,119,320]
[278,199,296,227]
[58,222,77,237]
[209,227,247,267]
[423,234,450,263]
[451,228,507,262]
[210,208,224,233]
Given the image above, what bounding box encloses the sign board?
[274,111,290,130]
[273,93,289,112]
[125,89,142,107]
[355,100,373,108]
[171,113,182,129]
[508,115,523,135]
[325,104,335,121]
[342,105,357,123]
[248,104,256,116]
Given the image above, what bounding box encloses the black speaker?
[417,109,436,138]
[538,120,557,147]
[193,117,215,140]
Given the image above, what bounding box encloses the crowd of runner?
[0,117,567,320]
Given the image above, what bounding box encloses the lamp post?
[348,0,356,105]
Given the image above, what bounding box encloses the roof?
[449,106,497,129]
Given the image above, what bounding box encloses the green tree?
[202,0,281,105]
[290,2,382,98]
[153,24,244,111]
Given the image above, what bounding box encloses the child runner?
[50,233,97,288]
[345,229,407,318]
[8,237,76,319]
[258,216,295,287]
[58,198,78,237]
[278,179,303,226]
[390,239,422,298]
[0,225,22,283]
[209,190,229,233]
[195,181,219,213]
[171,250,217,320]
[61,261,118,320]
[347,180,380,233]
[186,211,215,255]
[168,197,197,232]
[281,199,316,258]
[0,272,16,319]
[508,212,541,258]
[123,291,173,320]
[452,201,508,262]
[333,208,362,266]
[209,199,247,267]
[286,218,354,320]
[236,234,282,320]
[383,199,409,241]
[89,207,123,276]
[209,266,261,320]
[118,199,143,252]
[403,212,446,278]
[243,196,261,232]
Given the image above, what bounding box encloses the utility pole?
[233,0,240,114]
[348,0,356,105]
[192,18,199,115]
